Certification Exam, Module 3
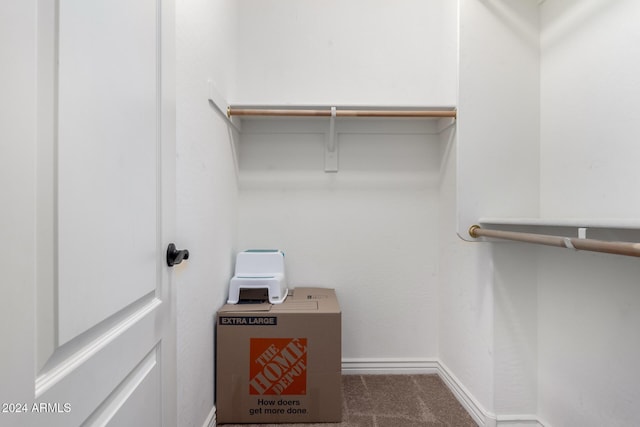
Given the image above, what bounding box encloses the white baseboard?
[496,415,546,427]
[342,358,545,427]
[341,358,439,375]
[436,360,493,426]
[202,405,216,427]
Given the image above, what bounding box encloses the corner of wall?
[176,1,240,426]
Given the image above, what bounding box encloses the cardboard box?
[216,287,342,424]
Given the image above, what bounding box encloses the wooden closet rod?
[469,225,640,258]
[227,107,457,118]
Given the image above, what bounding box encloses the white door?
[0,1,177,426]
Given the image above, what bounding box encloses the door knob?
[167,243,189,267]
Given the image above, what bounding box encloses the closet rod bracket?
[325,106,338,173]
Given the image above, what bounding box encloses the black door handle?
[167,243,189,267]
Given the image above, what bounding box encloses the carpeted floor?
[219,374,478,427]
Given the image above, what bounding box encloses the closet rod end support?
[469,225,481,239]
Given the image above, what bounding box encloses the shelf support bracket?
[578,227,588,239]
[324,107,338,172]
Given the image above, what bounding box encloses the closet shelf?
[478,217,640,230]
[227,105,457,119]
[224,104,456,173]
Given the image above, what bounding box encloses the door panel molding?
[36,294,161,397]
[56,0,160,345]
[33,302,163,426]
[36,0,59,372]
[82,347,159,426]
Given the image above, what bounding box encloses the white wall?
[439,120,540,423]
[233,0,457,366]
[443,0,541,420]
[537,1,640,425]
[438,126,497,416]
[540,0,640,219]
[457,0,540,236]
[237,119,444,362]
[233,0,457,105]
[176,1,238,426]
[537,248,640,427]
[450,1,640,425]
[491,242,538,419]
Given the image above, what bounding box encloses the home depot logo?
[249,338,307,395]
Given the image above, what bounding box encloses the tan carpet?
[219,374,477,427]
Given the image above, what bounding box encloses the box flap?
[291,287,335,300]
[218,303,272,313]
[290,287,341,313]
[271,301,318,311]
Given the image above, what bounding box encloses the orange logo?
[249,338,307,395]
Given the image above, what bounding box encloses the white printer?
[227,249,288,304]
